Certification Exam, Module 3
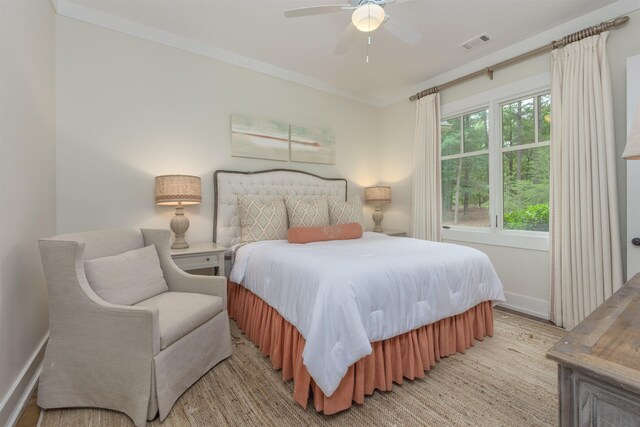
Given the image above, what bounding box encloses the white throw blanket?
[230,232,505,397]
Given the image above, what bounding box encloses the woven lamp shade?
[623,103,640,160]
[364,186,391,203]
[155,175,202,205]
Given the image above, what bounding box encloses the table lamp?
[365,186,391,232]
[155,175,202,249]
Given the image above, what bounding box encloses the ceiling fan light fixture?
[351,3,385,32]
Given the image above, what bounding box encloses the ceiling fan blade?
[284,5,351,18]
[382,0,414,4]
[334,23,359,55]
[383,15,422,46]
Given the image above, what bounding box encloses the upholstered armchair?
[38,228,232,426]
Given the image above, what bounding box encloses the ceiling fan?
[284,0,422,55]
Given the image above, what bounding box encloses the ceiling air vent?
[459,33,490,51]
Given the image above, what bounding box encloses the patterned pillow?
[329,197,365,230]
[238,195,288,244]
[284,196,330,228]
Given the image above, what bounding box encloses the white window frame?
[441,73,551,252]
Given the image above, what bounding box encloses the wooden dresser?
[547,274,640,426]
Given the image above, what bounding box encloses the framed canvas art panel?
[290,124,336,165]
[231,115,289,161]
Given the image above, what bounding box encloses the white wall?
[56,17,381,239]
[0,1,56,425]
[455,243,550,318]
[379,7,640,318]
[55,7,640,321]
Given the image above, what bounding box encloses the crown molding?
[381,0,640,107]
[51,0,639,109]
[52,0,387,108]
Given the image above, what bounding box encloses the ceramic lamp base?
[170,205,190,249]
[372,205,384,233]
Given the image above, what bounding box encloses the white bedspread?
[230,232,505,397]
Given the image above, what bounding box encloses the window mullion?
[459,116,464,154]
[534,95,539,144]
[501,140,550,153]
[497,102,503,232]
[489,100,501,233]
[442,150,489,161]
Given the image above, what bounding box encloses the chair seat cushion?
[135,292,224,350]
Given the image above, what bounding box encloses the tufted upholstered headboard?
[213,169,347,249]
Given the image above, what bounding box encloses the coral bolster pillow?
[287,223,363,244]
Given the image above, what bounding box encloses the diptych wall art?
[230,115,290,161]
[290,124,336,165]
[230,115,335,165]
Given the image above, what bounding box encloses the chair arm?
[165,270,228,304]
[39,239,161,356]
[141,229,228,306]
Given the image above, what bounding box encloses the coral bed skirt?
[228,281,494,415]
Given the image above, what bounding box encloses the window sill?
[442,227,549,252]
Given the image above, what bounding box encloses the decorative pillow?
[329,197,365,230]
[287,223,363,244]
[84,244,168,306]
[238,195,288,244]
[284,196,330,228]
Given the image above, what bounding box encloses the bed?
[214,169,506,414]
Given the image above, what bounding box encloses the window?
[440,82,551,250]
[501,93,550,231]
[441,109,490,228]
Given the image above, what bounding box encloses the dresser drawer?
[172,254,220,271]
[576,375,640,427]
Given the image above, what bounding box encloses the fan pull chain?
[366,35,371,63]
[366,4,371,63]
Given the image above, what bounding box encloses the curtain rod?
[409,16,630,102]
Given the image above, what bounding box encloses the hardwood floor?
[15,393,39,427]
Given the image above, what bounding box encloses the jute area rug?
[39,311,564,426]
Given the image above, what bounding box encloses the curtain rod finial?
[613,16,630,27]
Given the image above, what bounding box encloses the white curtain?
[550,32,623,329]
[411,93,442,241]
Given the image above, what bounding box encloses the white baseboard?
[0,333,48,427]
[497,291,549,320]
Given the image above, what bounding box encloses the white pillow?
[84,244,168,306]
[328,197,365,230]
[284,196,330,228]
[238,195,288,244]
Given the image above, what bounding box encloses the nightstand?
[370,229,407,237]
[170,243,226,276]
